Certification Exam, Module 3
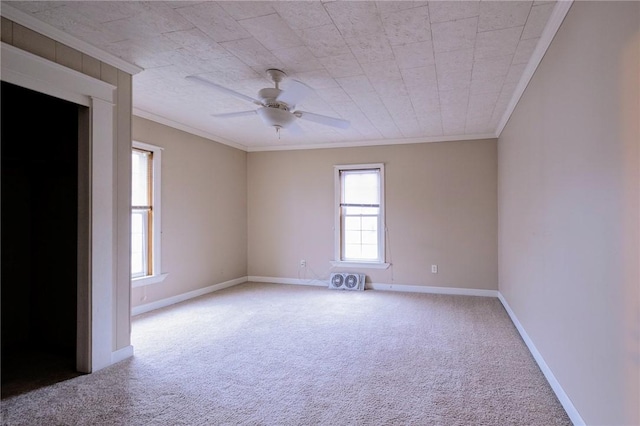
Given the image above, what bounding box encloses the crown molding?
[135,107,495,152]
[0,3,143,75]
[495,0,574,137]
[133,108,249,152]
[246,133,498,152]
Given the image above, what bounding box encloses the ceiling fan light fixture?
[257,106,296,130]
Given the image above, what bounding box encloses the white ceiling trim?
[0,3,143,75]
[133,108,249,152]
[246,133,498,152]
[135,107,495,152]
[495,0,574,136]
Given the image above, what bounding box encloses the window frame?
[131,141,167,287]
[332,163,390,269]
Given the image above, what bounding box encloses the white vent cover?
[329,273,365,291]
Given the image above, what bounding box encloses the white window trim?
[131,140,167,288]
[333,163,390,269]
[330,260,390,269]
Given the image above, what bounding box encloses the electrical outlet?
[300,259,306,268]
[431,265,438,274]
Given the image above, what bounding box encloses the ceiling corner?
[494,0,574,138]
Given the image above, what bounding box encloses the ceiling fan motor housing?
[257,106,295,129]
[258,87,283,104]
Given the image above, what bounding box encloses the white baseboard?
[111,345,133,364]
[132,276,248,316]
[370,282,498,297]
[497,292,585,426]
[248,276,498,297]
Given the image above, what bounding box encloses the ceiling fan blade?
[287,120,304,136]
[294,111,350,129]
[212,110,258,119]
[186,75,262,106]
[277,80,312,107]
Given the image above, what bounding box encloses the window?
[131,141,166,287]
[333,164,389,268]
[131,148,152,278]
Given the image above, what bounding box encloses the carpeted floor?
[1,282,571,425]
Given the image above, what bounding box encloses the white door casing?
[1,42,117,372]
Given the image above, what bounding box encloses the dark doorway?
[1,81,82,397]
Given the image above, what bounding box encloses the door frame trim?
[1,42,116,372]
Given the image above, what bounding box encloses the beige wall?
[498,2,639,425]
[131,117,248,307]
[1,17,133,352]
[248,140,497,289]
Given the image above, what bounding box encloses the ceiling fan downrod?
[266,68,286,89]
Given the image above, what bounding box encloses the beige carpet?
[1,282,570,425]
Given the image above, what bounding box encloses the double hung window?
[131,141,166,286]
[131,148,153,278]
[334,164,388,268]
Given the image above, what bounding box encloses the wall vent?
[329,273,365,291]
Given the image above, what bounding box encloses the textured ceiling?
[7,1,558,150]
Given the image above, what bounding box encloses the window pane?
[344,216,361,231]
[361,230,377,245]
[344,206,379,215]
[131,210,148,277]
[132,150,150,206]
[345,230,362,245]
[360,244,378,260]
[361,217,378,231]
[345,244,362,259]
[343,170,379,205]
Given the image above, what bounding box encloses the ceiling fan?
[186,69,350,136]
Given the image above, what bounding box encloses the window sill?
[331,261,390,270]
[132,273,168,288]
